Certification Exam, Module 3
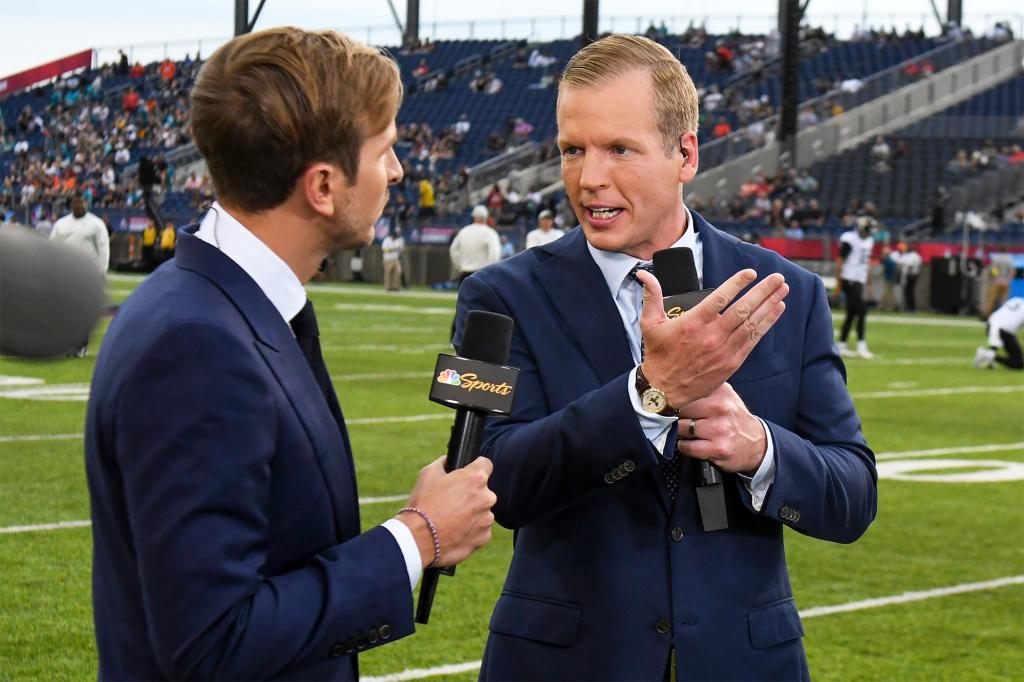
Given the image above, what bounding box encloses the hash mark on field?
[330,372,435,382]
[361,576,1024,682]
[830,314,982,328]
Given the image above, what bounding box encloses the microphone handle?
[415,409,488,624]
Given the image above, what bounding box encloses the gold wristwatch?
[635,365,677,417]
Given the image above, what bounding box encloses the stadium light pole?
[234,0,267,36]
[582,0,599,46]
[403,0,420,45]
[778,0,800,168]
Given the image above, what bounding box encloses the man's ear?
[678,132,699,183]
[300,162,343,218]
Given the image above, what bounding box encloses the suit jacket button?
[655,619,672,634]
[379,624,392,639]
[368,629,380,644]
[623,459,636,473]
[604,473,615,484]
[671,526,684,542]
[612,469,624,480]
[329,643,345,658]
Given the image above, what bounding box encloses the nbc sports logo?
[436,369,462,386]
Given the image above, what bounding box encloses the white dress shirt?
[585,207,776,510]
[196,203,423,588]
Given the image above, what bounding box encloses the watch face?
[641,388,667,413]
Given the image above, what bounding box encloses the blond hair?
[559,34,699,154]
[190,27,402,213]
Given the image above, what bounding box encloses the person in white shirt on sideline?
[381,226,405,292]
[834,216,875,358]
[525,209,565,250]
[898,244,923,313]
[50,194,110,356]
[449,205,501,339]
[974,297,1024,370]
[449,205,501,284]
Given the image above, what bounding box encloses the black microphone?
[652,247,729,532]
[0,227,106,358]
[416,310,519,624]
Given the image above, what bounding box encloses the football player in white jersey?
[835,216,876,358]
[973,296,1024,370]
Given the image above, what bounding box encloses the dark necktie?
[290,299,343,423]
[628,262,682,500]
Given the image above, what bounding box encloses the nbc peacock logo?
[436,368,462,386]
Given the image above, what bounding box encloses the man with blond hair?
[86,27,496,680]
[455,34,876,680]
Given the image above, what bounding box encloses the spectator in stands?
[871,136,891,162]
[946,149,971,176]
[412,58,429,78]
[122,87,140,112]
[835,216,876,358]
[485,73,504,95]
[528,48,557,69]
[49,193,109,356]
[898,243,923,313]
[159,58,176,82]
[453,113,471,136]
[525,209,565,249]
[486,183,504,215]
[793,169,819,193]
[798,106,819,128]
[974,297,1024,370]
[712,118,732,138]
[500,234,516,259]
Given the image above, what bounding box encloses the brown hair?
[559,34,699,154]
[190,27,402,213]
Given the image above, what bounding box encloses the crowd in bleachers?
[1,51,200,225]
[2,23,1019,243]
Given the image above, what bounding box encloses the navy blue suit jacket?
[85,229,413,680]
[454,213,877,681]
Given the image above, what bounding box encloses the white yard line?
[844,356,966,365]
[0,495,410,535]
[852,385,1024,399]
[330,372,434,382]
[362,576,1024,682]
[831,314,983,328]
[332,303,454,315]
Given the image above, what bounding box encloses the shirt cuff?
[736,418,776,511]
[627,366,677,454]
[381,518,423,590]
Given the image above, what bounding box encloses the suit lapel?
[174,228,360,541]
[533,230,636,385]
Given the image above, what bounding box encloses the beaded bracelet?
[399,507,441,568]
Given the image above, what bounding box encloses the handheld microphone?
[0,227,106,358]
[416,310,519,624]
[652,247,729,532]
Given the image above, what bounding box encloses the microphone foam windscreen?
[653,247,700,296]
[0,227,106,358]
[460,310,514,365]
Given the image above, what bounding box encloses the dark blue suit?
[85,229,413,680]
[454,213,877,681]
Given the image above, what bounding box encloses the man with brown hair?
[86,27,496,681]
[455,34,876,680]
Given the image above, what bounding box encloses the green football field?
[1,273,1022,681]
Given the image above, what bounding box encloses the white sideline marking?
[831,314,982,328]
[331,372,434,382]
[852,385,1024,399]
[364,662,483,682]
[0,376,44,387]
[310,283,457,300]
[0,495,411,535]
[333,303,453,315]
[0,433,82,443]
[876,442,1024,461]
[361,575,1024,682]
[0,520,93,534]
[846,356,965,366]
[0,414,451,443]
[321,343,449,353]
[799,575,1024,618]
